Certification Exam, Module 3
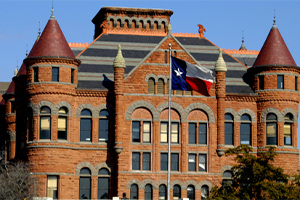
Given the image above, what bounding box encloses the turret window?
[295,76,298,91]
[284,113,293,146]
[58,107,68,140]
[266,113,277,145]
[40,106,51,140]
[277,75,284,89]
[34,68,38,82]
[71,69,74,84]
[52,67,59,82]
[259,76,264,90]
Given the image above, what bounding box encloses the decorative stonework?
[75,103,96,118]
[141,179,157,190]
[126,179,142,189]
[125,101,157,121]
[221,165,233,175]
[75,162,96,176]
[170,180,184,189]
[185,102,215,123]
[225,108,239,121]
[260,107,283,122]
[237,108,257,123]
[157,102,185,121]
[52,101,73,116]
[94,162,112,173]
[183,180,200,190]
[282,108,298,122]
[95,104,113,117]
[199,180,213,190]
[36,101,55,114]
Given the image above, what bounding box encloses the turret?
[245,18,299,166]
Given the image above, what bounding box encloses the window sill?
[130,142,152,145]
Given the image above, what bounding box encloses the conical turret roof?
[253,20,296,67]
[28,11,74,58]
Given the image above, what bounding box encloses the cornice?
[24,57,81,66]
[76,90,108,97]
[225,94,258,102]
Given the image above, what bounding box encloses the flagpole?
[167,43,172,200]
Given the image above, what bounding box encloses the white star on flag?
[174,68,183,77]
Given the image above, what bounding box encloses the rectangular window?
[240,123,251,145]
[132,152,140,170]
[71,69,74,84]
[80,118,92,142]
[52,67,59,82]
[99,119,109,142]
[259,76,264,90]
[160,123,168,143]
[58,116,67,140]
[142,153,151,171]
[199,154,206,172]
[189,123,196,144]
[160,153,168,171]
[10,101,15,114]
[225,122,233,145]
[34,68,38,82]
[161,122,179,143]
[47,175,58,199]
[199,123,207,144]
[284,123,292,145]
[171,123,179,143]
[40,116,51,139]
[295,77,298,91]
[143,122,151,143]
[277,75,284,89]
[132,121,140,142]
[171,153,179,171]
[188,154,196,171]
[266,122,277,145]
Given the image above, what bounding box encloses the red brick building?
[1,6,299,200]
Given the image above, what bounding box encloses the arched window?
[225,113,234,145]
[148,78,155,94]
[266,113,277,145]
[98,168,110,199]
[187,185,195,200]
[40,106,51,139]
[201,185,209,200]
[99,110,109,143]
[222,170,233,187]
[240,114,251,145]
[80,109,92,142]
[130,184,138,199]
[284,113,293,145]
[58,107,68,140]
[159,184,167,200]
[28,108,34,141]
[79,168,91,199]
[157,78,165,94]
[144,184,153,200]
[173,184,181,200]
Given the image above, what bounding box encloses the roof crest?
[69,42,89,48]
[223,49,259,55]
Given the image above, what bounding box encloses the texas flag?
[171,56,213,96]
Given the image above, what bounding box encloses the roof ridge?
[172,32,199,37]
[223,49,259,55]
[68,42,89,48]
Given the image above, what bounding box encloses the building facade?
[1,6,299,200]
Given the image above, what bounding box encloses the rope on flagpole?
[167,43,172,200]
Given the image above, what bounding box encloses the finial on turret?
[215,49,227,72]
[14,61,18,76]
[272,9,277,29]
[239,31,247,50]
[113,45,126,68]
[50,0,55,19]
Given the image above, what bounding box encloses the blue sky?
[1,0,300,151]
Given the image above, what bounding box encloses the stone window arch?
[159,184,167,200]
[131,108,153,143]
[173,184,181,200]
[130,184,138,199]
[187,184,195,200]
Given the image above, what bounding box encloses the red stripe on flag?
[186,77,213,96]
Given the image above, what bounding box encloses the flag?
[171,56,213,96]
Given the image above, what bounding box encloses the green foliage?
[209,145,300,200]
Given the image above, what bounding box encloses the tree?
[0,160,35,200]
[209,145,300,200]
